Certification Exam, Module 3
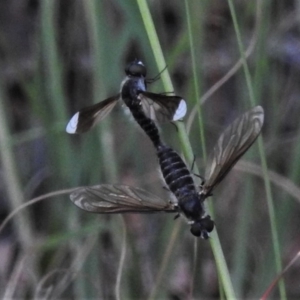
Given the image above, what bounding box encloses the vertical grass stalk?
[0,84,35,252]
[84,0,118,182]
[137,1,236,299]
[227,0,286,298]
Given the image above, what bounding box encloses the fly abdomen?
[128,104,162,148]
[157,145,195,197]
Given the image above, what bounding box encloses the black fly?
[66,60,187,134]
[70,106,264,238]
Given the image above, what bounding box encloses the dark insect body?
[70,102,264,238]
[66,60,186,134]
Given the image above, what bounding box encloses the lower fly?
[70,106,264,238]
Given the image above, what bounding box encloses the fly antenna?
[146,64,168,84]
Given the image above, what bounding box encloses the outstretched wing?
[139,92,187,122]
[70,184,176,214]
[66,95,119,134]
[203,106,264,195]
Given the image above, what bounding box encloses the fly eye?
[190,216,215,239]
[201,216,214,233]
[125,61,146,77]
[190,223,202,237]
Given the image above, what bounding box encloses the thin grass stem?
[0,84,36,276]
[115,216,127,300]
[227,0,286,298]
[137,1,236,299]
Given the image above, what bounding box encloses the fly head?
[125,60,146,77]
[190,215,214,239]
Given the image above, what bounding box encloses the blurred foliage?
[0,0,300,299]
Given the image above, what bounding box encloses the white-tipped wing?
[203,106,264,195]
[66,112,80,134]
[66,95,119,134]
[139,92,187,122]
[173,99,187,121]
[70,184,176,214]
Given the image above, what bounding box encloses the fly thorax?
[121,78,145,107]
[135,78,146,92]
[179,193,204,221]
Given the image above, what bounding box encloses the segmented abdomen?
[157,145,196,199]
[129,104,162,148]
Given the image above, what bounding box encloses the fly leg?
[191,155,205,185]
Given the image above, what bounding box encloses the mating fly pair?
[66,60,264,239]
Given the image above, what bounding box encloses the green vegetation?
[0,0,299,299]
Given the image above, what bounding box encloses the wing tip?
[70,188,91,211]
[252,105,264,129]
[66,112,79,134]
[253,105,264,114]
[173,99,187,121]
[70,188,82,203]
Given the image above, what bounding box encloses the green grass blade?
[137,1,236,299]
[227,0,286,298]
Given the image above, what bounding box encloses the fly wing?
[139,92,187,122]
[66,95,119,134]
[203,106,264,195]
[70,184,176,214]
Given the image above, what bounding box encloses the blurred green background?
[0,0,300,299]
